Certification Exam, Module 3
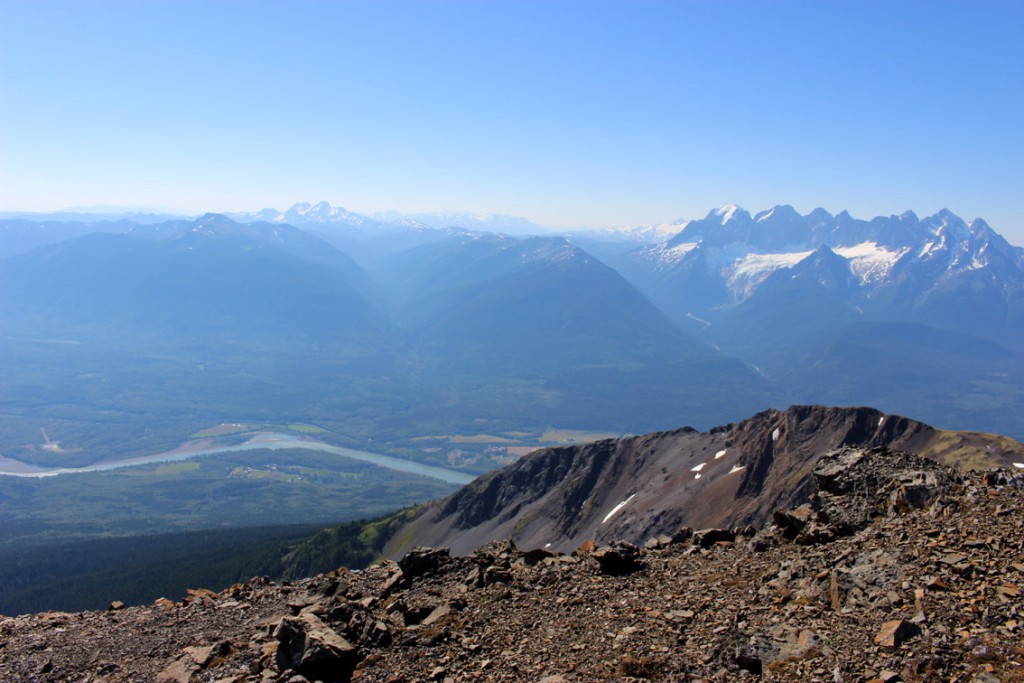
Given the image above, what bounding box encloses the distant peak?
[754,204,800,223]
[707,205,750,225]
[715,204,739,220]
[194,212,233,224]
[932,208,967,227]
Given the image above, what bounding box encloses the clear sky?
[1,1,1022,243]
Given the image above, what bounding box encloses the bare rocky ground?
[2,447,1022,683]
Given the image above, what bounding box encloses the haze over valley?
[2,201,1023,581]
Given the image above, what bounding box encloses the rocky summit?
[2,446,1023,682]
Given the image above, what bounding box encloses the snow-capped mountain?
[618,205,1024,345]
[230,201,409,231]
[227,202,471,263]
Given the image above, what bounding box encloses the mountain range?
[0,209,780,473]
[612,205,1024,345]
[598,205,1024,439]
[2,202,1021,452]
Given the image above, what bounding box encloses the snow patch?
[878,416,885,427]
[772,428,780,442]
[715,204,741,223]
[654,241,699,268]
[691,462,708,472]
[694,473,702,480]
[1014,463,1024,469]
[725,250,812,298]
[834,242,909,284]
[714,449,727,459]
[732,251,813,277]
[601,494,637,524]
[728,465,746,475]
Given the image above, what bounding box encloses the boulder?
[275,613,357,682]
[692,528,736,548]
[591,541,643,575]
[873,619,921,648]
[398,547,451,579]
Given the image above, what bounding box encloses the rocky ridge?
[2,446,1023,682]
[385,405,1024,557]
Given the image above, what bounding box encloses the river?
[0,432,476,485]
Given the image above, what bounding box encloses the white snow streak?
[687,312,712,326]
[602,494,637,524]
[772,428,780,442]
[728,465,746,475]
[691,462,708,472]
[878,416,885,427]
[714,449,727,459]
[716,205,740,223]
[1014,463,1024,470]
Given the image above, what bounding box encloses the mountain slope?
[0,213,391,345]
[0,215,407,463]
[608,206,1024,439]
[371,233,780,431]
[386,405,1024,556]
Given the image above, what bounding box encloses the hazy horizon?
[2,1,1022,243]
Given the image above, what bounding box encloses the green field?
[287,423,328,434]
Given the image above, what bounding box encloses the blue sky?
[2,1,1022,243]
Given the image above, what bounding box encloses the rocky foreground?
[2,447,1023,683]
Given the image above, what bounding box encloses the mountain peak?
[708,204,750,225]
[190,213,238,232]
[754,204,801,223]
[807,207,835,224]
